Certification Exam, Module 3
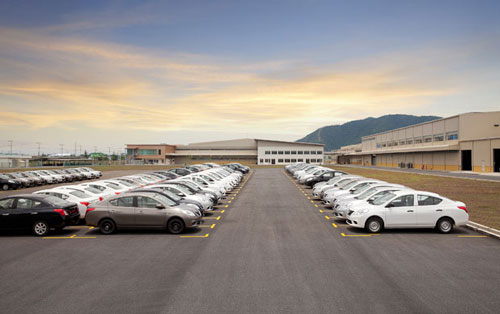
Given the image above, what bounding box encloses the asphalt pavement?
[0,168,499,314]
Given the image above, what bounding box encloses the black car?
[0,194,80,236]
[5,173,31,188]
[0,174,21,190]
[304,170,348,187]
[168,168,193,177]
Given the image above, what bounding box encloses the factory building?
[336,111,500,173]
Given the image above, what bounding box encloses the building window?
[265,151,271,154]
[265,159,270,163]
[278,159,284,163]
[399,140,405,146]
[298,159,303,162]
[291,159,297,162]
[376,144,381,148]
[414,137,423,144]
[433,134,444,142]
[310,159,316,163]
[446,132,458,140]
[317,151,322,154]
[393,141,398,146]
[158,149,161,155]
[406,139,413,145]
[310,151,316,155]
[126,149,136,155]
[272,151,277,154]
[278,151,284,155]
[138,149,157,155]
[317,159,322,163]
[423,136,432,143]
[382,143,387,147]
[285,159,290,163]
[304,151,310,155]
[297,151,303,154]
[285,151,290,154]
[260,159,264,163]
[291,151,297,154]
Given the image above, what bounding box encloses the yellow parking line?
[231,197,235,200]
[221,210,225,213]
[307,197,311,199]
[332,223,338,228]
[67,226,92,229]
[324,215,330,220]
[225,205,229,208]
[314,204,318,208]
[43,236,96,239]
[180,233,209,238]
[203,216,221,220]
[341,232,379,237]
[458,235,488,238]
[211,223,216,229]
[70,234,76,238]
[73,236,97,239]
[310,200,314,203]
[228,201,232,204]
[319,209,323,213]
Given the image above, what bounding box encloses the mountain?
[297,114,441,151]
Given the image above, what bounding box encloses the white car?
[34,188,98,219]
[155,183,213,211]
[346,190,468,233]
[325,179,385,207]
[333,184,408,219]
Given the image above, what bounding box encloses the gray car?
[85,192,202,234]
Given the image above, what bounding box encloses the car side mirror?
[156,203,165,209]
[386,203,394,208]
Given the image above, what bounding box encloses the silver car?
[85,192,202,234]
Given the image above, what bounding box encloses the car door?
[416,195,443,227]
[384,194,417,227]
[11,198,43,229]
[0,198,15,228]
[135,196,166,227]
[108,196,136,227]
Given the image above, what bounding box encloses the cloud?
[0,25,495,141]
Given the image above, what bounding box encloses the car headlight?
[353,208,370,215]
[306,177,313,182]
[181,210,196,217]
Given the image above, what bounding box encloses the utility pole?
[8,140,13,155]
[94,146,97,153]
[74,142,77,156]
[79,145,82,156]
[59,144,64,155]
[36,142,41,156]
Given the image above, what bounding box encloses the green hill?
[297,114,441,151]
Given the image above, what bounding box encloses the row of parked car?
[286,162,469,233]
[0,167,102,190]
[0,163,250,236]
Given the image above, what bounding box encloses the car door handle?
[436,209,443,212]
[31,212,38,215]
[110,209,116,212]
[407,210,414,212]
[2,213,9,216]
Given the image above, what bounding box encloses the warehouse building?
[337,111,500,173]
[126,139,324,165]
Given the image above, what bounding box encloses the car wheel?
[99,219,116,235]
[2,184,9,191]
[365,217,383,233]
[167,218,185,234]
[32,221,50,236]
[436,218,454,233]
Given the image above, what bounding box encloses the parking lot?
[1,167,499,314]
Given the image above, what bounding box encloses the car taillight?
[86,208,95,215]
[99,197,103,201]
[458,206,468,213]
[54,209,66,216]
[115,192,120,195]
[80,202,90,207]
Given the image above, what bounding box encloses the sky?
[0,0,499,155]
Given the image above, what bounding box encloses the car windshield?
[105,183,121,190]
[171,184,194,195]
[68,190,91,198]
[355,187,380,200]
[352,183,373,195]
[114,180,133,187]
[89,185,106,192]
[83,186,103,194]
[154,188,182,201]
[179,181,201,191]
[340,180,360,190]
[372,192,397,205]
[201,174,216,182]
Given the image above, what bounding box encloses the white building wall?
[257,141,324,165]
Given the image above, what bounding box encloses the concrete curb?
[465,221,500,240]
